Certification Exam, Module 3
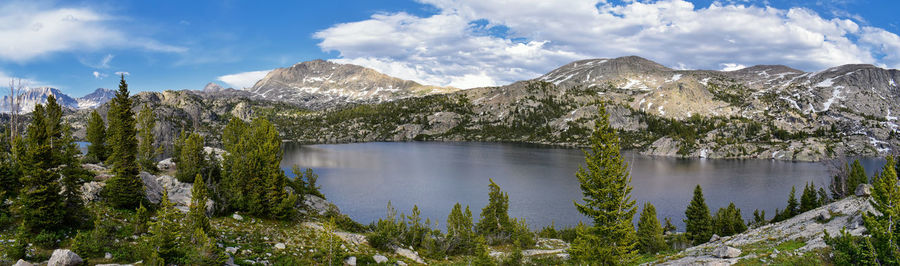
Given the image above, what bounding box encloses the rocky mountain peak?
[203,82,227,93]
[77,88,116,109]
[247,59,457,109]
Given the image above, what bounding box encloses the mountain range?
[1,87,115,113]
[51,56,899,161]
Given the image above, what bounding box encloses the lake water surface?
[278,141,884,230]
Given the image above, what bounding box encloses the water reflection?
[284,142,885,230]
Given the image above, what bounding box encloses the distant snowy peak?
[247,59,458,109]
[0,87,79,113]
[0,87,115,113]
[76,88,116,109]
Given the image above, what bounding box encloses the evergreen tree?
[861,155,900,264]
[472,236,496,266]
[662,217,676,234]
[446,202,475,255]
[18,104,65,234]
[637,203,667,254]
[220,117,294,219]
[476,179,512,243]
[146,190,185,264]
[684,184,713,245]
[751,209,767,228]
[848,159,867,192]
[817,187,830,207]
[786,186,799,217]
[800,182,819,213]
[104,75,144,210]
[570,103,638,264]
[136,104,160,172]
[189,174,210,234]
[712,202,746,237]
[85,110,107,162]
[175,132,205,183]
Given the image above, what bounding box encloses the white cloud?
[314,0,900,88]
[217,70,272,89]
[720,63,747,71]
[114,71,129,77]
[0,2,185,62]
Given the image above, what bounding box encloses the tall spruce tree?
[104,75,144,210]
[189,174,210,234]
[175,132,205,183]
[786,186,799,217]
[137,104,159,172]
[684,184,713,245]
[570,103,638,264]
[85,110,107,162]
[476,179,512,243]
[147,190,185,264]
[861,155,900,264]
[637,203,667,254]
[18,104,65,234]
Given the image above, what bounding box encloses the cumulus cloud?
[314,0,900,88]
[0,2,185,62]
[217,70,272,89]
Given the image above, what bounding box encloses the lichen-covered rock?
[79,181,105,203]
[343,256,357,266]
[13,259,33,266]
[394,247,425,264]
[373,254,389,264]
[48,249,83,266]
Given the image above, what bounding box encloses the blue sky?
[0,0,898,97]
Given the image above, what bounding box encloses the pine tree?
[85,110,107,162]
[18,104,65,234]
[637,203,667,254]
[751,209,767,228]
[221,118,292,219]
[712,202,746,237]
[147,190,184,264]
[136,104,159,172]
[189,174,210,234]
[104,75,144,210]
[800,182,819,213]
[817,187,830,206]
[472,235,496,266]
[175,132,205,183]
[684,184,712,245]
[848,159,867,192]
[786,186,799,217]
[476,179,512,243]
[446,202,475,255]
[570,103,638,264]
[861,155,900,264]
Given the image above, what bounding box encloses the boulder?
[232,213,244,221]
[709,234,721,242]
[79,181,105,203]
[395,261,407,266]
[712,245,741,258]
[225,247,239,254]
[343,256,357,266]
[141,172,213,213]
[156,158,176,171]
[373,254,389,263]
[105,252,113,259]
[275,243,286,250]
[394,247,426,264]
[856,184,873,196]
[81,163,108,172]
[304,195,339,216]
[48,249,83,266]
[818,211,832,221]
[13,259,33,266]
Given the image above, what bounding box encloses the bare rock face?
[48,249,82,266]
[141,172,212,213]
[248,59,456,109]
